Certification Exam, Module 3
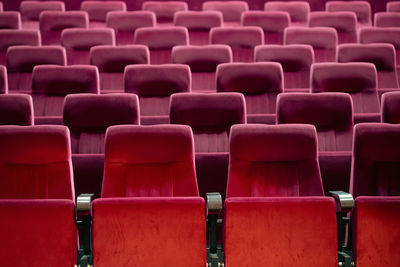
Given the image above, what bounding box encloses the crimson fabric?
[351,123,400,197]
[106,11,156,45]
[20,1,65,29]
[382,91,400,123]
[374,12,400,27]
[142,1,188,24]
[0,29,40,65]
[92,197,206,267]
[0,65,7,94]
[169,92,246,152]
[225,197,337,267]
[277,93,353,151]
[0,125,74,200]
[0,94,33,125]
[241,11,290,45]
[387,1,400,11]
[326,1,372,28]
[284,27,337,62]
[173,11,223,45]
[90,45,149,92]
[61,28,115,65]
[354,196,400,267]
[0,11,21,29]
[227,124,324,197]
[202,1,248,25]
[39,11,89,45]
[309,11,357,44]
[72,154,104,198]
[216,62,283,124]
[81,0,126,28]
[0,199,77,267]
[134,26,188,64]
[63,93,140,154]
[255,44,314,89]
[0,2,2,11]
[311,62,380,123]
[264,1,310,26]
[172,45,232,92]
[210,26,263,62]
[319,151,352,194]
[102,125,198,197]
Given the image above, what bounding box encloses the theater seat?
[0,65,7,94]
[326,1,372,28]
[0,94,33,125]
[387,1,400,12]
[142,1,188,26]
[81,0,126,28]
[0,11,21,29]
[20,0,65,29]
[382,91,400,123]
[202,1,248,26]
[374,12,400,27]
[264,1,310,26]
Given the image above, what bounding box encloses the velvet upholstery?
[210,26,263,62]
[311,62,380,123]
[264,1,310,26]
[255,44,314,89]
[202,1,248,25]
[134,26,188,64]
[0,65,7,94]
[0,29,40,65]
[0,2,2,11]
[240,11,290,45]
[382,91,400,123]
[284,27,338,62]
[72,154,104,198]
[351,123,400,197]
[124,64,190,124]
[227,124,324,197]
[64,93,140,154]
[0,125,74,200]
[102,124,198,197]
[326,1,372,28]
[319,151,352,194]
[216,62,283,124]
[387,1,400,12]
[0,94,33,125]
[374,12,400,27]
[92,197,206,267]
[106,11,156,45]
[90,45,149,92]
[39,11,89,45]
[142,1,188,25]
[81,0,126,27]
[0,11,21,29]
[171,44,232,92]
[225,197,337,267]
[20,1,65,29]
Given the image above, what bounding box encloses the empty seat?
[210,26,263,62]
[255,44,314,89]
[284,27,338,62]
[124,64,190,125]
[0,11,21,29]
[134,26,188,64]
[374,12,400,27]
[326,1,372,28]
[0,94,33,125]
[264,1,310,26]
[172,44,232,91]
[6,45,66,92]
[387,1,400,12]
[90,45,149,92]
[241,11,290,45]
[81,0,126,28]
[0,65,6,94]
[382,91,400,123]
[216,62,283,124]
[202,1,248,26]
[61,28,115,65]
[142,1,188,25]
[63,93,139,154]
[174,11,223,45]
[39,11,89,45]
[106,11,156,45]
[20,1,65,29]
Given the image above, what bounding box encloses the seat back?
[374,12,400,27]
[264,1,310,25]
[20,0,65,21]
[387,1,400,12]
[142,1,188,23]
[0,65,7,94]
[81,0,126,22]
[202,1,248,24]
[0,11,21,29]
[326,1,372,27]
[382,91,400,123]
[0,94,33,125]
[0,29,40,65]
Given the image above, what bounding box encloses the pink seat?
[39,11,89,45]
[284,27,338,62]
[134,26,188,64]
[142,1,188,26]
[202,1,248,26]
[216,62,283,124]
[0,11,21,29]
[124,64,190,125]
[241,11,290,45]
[20,1,65,29]
[0,94,33,125]
[374,12,400,27]
[255,44,314,89]
[387,1,400,12]
[311,62,380,123]
[80,0,126,28]
[264,1,310,26]
[106,11,156,45]
[210,26,263,62]
[326,1,372,28]
[173,11,223,45]
[172,44,232,92]
[6,45,66,92]
[61,28,115,65]
[63,93,139,154]
[0,65,7,94]
[90,45,149,92]
[382,91,400,123]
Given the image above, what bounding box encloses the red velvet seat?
[0,94,33,125]
[142,1,188,26]
[210,26,263,62]
[0,29,40,65]
[0,65,6,94]
[374,12,400,27]
[106,11,156,45]
[124,64,190,125]
[80,0,126,28]
[61,28,115,65]
[382,91,400,123]
[134,26,188,64]
[39,11,89,45]
[326,1,372,28]
[264,1,310,26]
[202,1,248,26]
[172,44,232,92]
[284,27,338,62]
[20,0,65,29]
[63,93,139,154]
[216,62,283,124]
[255,44,314,89]
[387,1,400,12]
[241,11,290,45]
[90,45,149,92]
[0,11,21,29]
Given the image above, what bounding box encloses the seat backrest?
[20,0,65,21]
[326,1,371,27]
[359,28,400,50]
[264,1,310,25]
[0,11,21,29]
[134,26,188,49]
[0,29,41,52]
[106,10,156,32]
[61,28,115,51]
[202,1,248,22]
[227,124,324,197]
[174,10,222,30]
[210,26,264,48]
[374,12,400,27]
[382,91,400,123]
[0,94,33,125]
[0,65,7,94]
[142,1,188,23]
[39,11,88,32]
[80,0,126,22]
[0,125,74,199]
[102,124,198,197]
[387,1,400,12]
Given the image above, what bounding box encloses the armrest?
[329,191,354,213]
[206,192,222,216]
[77,193,94,216]
[76,193,94,267]
[206,192,223,266]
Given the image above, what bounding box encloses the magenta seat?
[387,1,400,12]
[264,1,310,26]
[202,1,248,26]
[0,11,21,29]
[382,91,400,123]
[326,1,372,28]
[0,65,7,94]
[0,94,33,125]
[142,1,188,26]
[90,45,149,92]
[374,12,400,27]
[106,11,156,45]
[80,0,126,28]
[20,1,65,29]
[63,93,139,154]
